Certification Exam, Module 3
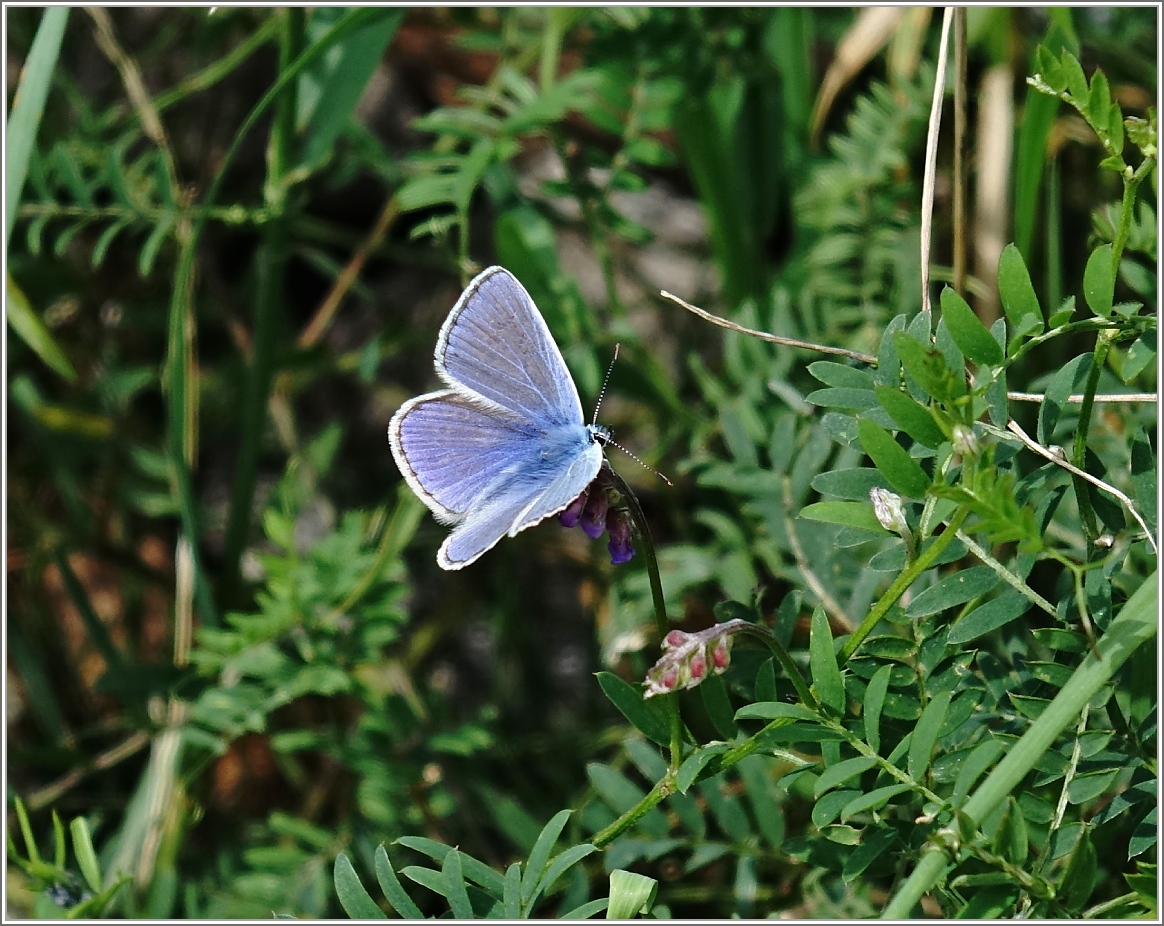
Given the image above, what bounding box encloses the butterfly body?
[389,267,606,569]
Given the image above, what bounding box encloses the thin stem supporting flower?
[601,465,684,771]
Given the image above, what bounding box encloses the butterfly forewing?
[436,268,585,425]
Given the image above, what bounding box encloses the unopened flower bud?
[711,637,730,671]
[642,620,744,698]
[952,425,979,459]
[870,487,908,535]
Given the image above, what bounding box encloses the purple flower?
[580,488,610,539]
[606,507,635,564]
[560,489,588,528]
[560,468,636,565]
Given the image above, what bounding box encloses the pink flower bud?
[665,630,688,649]
[642,619,748,698]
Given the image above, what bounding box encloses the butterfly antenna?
[591,343,620,426]
[600,435,673,487]
[592,344,672,486]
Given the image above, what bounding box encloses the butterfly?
[389,266,607,569]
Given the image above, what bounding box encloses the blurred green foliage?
[6,7,1156,919]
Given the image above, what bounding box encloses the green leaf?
[806,387,879,411]
[798,500,890,535]
[864,664,893,756]
[606,869,657,919]
[529,844,596,912]
[993,798,1030,865]
[503,862,521,919]
[521,809,571,904]
[807,361,875,389]
[735,702,821,723]
[940,287,1003,366]
[297,10,404,170]
[1120,331,1156,383]
[810,608,845,714]
[70,817,102,894]
[1108,102,1124,153]
[874,386,946,449]
[90,217,133,269]
[373,845,424,919]
[840,784,912,822]
[874,314,908,386]
[905,566,1000,617]
[700,674,737,739]
[1035,45,1066,92]
[908,690,952,780]
[676,743,732,793]
[842,826,898,881]
[561,897,608,920]
[597,672,670,747]
[394,837,506,894]
[1067,768,1121,805]
[1062,51,1089,103]
[985,320,1009,426]
[997,244,1044,336]
[857,419,930,499]
[893,331,965,404]
[1083,244,1115,317]
[1130,428,1157,535]
[441,849,473,919]
[6,274,77,383]
[138,212,176,277]
[6,8,69,239]
[1059,829,1097,909]
[951,739,1005,807]
[1038,353,1091,444]
[334,853,387,919]
[814,757,877,798]
[811,468,892,501]
[947,593,1032,645]
[1087,69,1111,134]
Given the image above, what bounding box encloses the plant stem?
[955,529,1058,617]
[602,465,683,770]
[1110,158,1154,274]
[591,775,673,848]
[1069,333,1112,548]
[221,8,303,604]
[839,507,970,665]
[731,624,817,710]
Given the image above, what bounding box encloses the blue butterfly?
[389,267,607,569]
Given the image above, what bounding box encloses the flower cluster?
[560,473,635,564]
[642,620,747,698]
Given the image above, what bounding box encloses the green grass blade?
[6,274,77,382]
[6,7,69,241]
